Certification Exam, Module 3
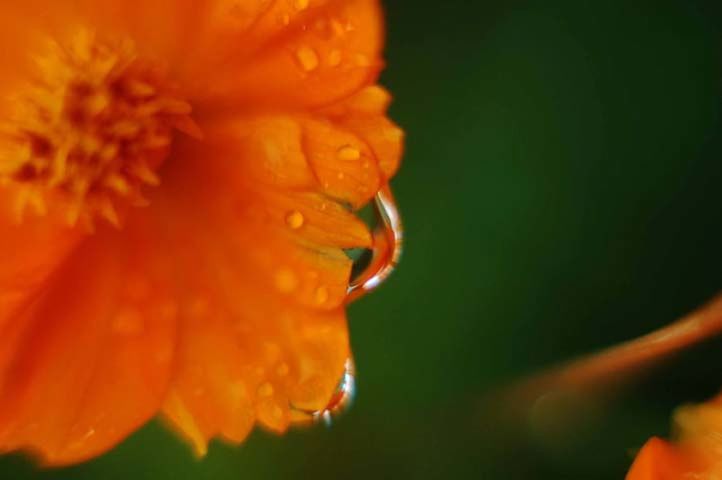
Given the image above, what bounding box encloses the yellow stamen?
[0,29,193,227]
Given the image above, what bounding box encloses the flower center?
[0,30,193,228]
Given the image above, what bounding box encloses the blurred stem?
[554,292,722,388]
[506,292,722,408]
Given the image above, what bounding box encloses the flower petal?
[152,110,379,450]
[320,86,404,180]
[195,0,385,108]
[626,438,696,480]
[0,218,177,465]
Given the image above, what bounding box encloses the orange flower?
[627,396,722,479]
[0,0,403,466]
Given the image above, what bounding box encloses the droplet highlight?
[296,46,319,72]
[346,185,403,302]
[285,210,305,230]
[258,382,275,397]
[275,268,299,293]
[314,286,329,305]
[290,358,356,426]
[337,145,361,161]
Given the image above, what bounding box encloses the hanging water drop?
[346,184,403,302]
[290,358,356,426]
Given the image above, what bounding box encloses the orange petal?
[145,163,354,451]
[145,116,376,452]
[627,438,700,480]
[299,116,381,208]
[0,216,177,465]
[198,0,385,108]
[206,112,386,209]
[321,86,405,180]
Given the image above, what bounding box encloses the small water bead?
[330,19,346,37]
[355,53,371,67]
[384,125,405,142]
[285,210,305,229]
[337,145,361,161]
[275,268,299,293]
[295,46,319,72]
[314,286,329,305]
[327,49,342,67]
[257,382,274,397]
[289,358,356,425]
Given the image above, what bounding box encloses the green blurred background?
[4,0,722,478]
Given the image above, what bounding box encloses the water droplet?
[346,185,403,302]
[336,172,345,180]
[275,268,299,293]
[384,126,404,142]
[355,53,371,67]
[290,358,356,425]
[314,286,329,305]
[327,49,342,67]
[285,210,305,229]
[330,20,346,37]
[281,14,291,26]
[337,145,361,161]
[258,382,274,397]
[296,46,319,72]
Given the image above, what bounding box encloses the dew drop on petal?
[327,49,342,67]
[290,358,356,425]
[257,382,275,397]
[285,210,305,229]
[275,268,299,293]
[330,20,346,37]
[314,285,329,305]
[337,145,361,161]
[296,46,319,72]
[355,53,371,67]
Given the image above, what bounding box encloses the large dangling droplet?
[291,358,356,426]
[346,184,403,302]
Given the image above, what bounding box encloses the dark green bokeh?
[3,0,722,478]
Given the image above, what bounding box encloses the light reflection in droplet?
[347,184,403,302]
[290,358,356,426]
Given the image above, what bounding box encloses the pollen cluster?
[0,30,193,228]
